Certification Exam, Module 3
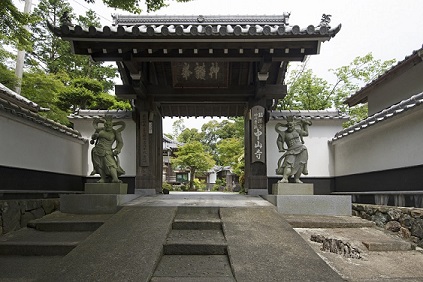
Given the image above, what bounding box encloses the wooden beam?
[115,85,137,99]
[257,84,287,99]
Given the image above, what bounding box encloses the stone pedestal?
[262,194,352,216]
[264,183,351,216]
[272,183,314,195]
[60,194,140,214]
[85,183,128,194]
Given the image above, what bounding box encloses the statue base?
[85,183,128,194]
[60,194,140,214]
[272,183,314,195]
[262,194,352,216]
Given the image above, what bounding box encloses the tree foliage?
[278,53,396,127]
[0,0,39,51]
[172,141,215,190]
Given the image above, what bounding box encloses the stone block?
[262,195,352,216]
[272,183,314,195]
[85,183,128,194]
[1,201,21,233]
[247,189,268,196]
[135,189,156,196]
[60,194,140,214]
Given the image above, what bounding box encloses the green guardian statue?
[275,116,312,183]
[90,115,126,183]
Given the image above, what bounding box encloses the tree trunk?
[189,168,196,191]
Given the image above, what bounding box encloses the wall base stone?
[353,203,423,248]
[0,199,60,236]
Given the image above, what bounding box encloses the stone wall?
[352,203,423,248]
[0,199,60,235]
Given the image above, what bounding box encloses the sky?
[15,0,423,134]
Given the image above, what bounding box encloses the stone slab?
[85,183,127,194]
[60,194,140,214]
[272,182,314,195]
[40,207,177,281]
[247,189,268,196]
[262,195,352,216]
[152,255,234,279]
[282,214,375,228]
[220,207,343,281]
[135,188,157,196]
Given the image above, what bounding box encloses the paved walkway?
[2,192,422,281]
[41,192,343,281]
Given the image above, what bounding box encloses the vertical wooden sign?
[140,112,149,166]
[251,106,265,163]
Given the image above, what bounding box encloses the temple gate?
[51,14,340,195]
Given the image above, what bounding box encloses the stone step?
[28,221,103,232]
[27,211,113,232]
[164,228,227,255]
[151,255,235,281]
[0,228,92,256]
[173,207,222,230]
[172,220,222,230]
[283,214,375,228]
[362,240,415,251]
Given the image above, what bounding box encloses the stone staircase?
[0,212,111,255]
[0,211,112,280]
[151,207,236,282]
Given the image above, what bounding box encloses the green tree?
[200,118,244,159]
[0,63,18,90]
[279,53,395,127]
[29,1,118,91]
[172,141,215,191]
[216,137,243,169]
[172,119,186,139]
[0,0,38,51]
[279,69,332,110]
[329,53,395,127]
[177,128,202,143]
[20,70,70,124]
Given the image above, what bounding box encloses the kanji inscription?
[172,62,228,88]
[251,106,266,163]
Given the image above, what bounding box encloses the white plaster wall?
[0,114,87,175]
[71,118,136,177]
[266,119,344,178]
[368,63,423,115]
[332,107,423,176]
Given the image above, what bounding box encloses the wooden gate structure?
[51,14,341,194]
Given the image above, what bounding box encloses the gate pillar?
[244,101,268,195]
[134,101,163,195]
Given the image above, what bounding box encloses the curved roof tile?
[333,91,423,142]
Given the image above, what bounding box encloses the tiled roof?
[69,109,133,119]
[345,45,423,106]
[112,14,291,26]
[270,110,348,120]
[0,83,39,112]
[333,91,423,142]
[53,14,341,38]
[0,84,85,141]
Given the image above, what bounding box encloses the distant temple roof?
[0,83,84,141]
[333,91,423,142]
[345,45,423,107]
